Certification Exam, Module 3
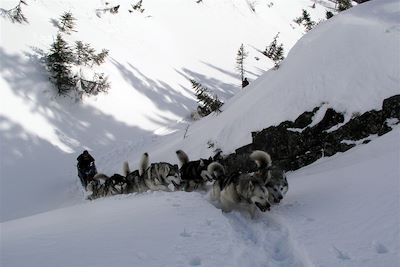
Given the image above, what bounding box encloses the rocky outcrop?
[221,95,400,174]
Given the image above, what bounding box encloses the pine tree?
[191,79,223,117]
[59,11,76,34]
[74,41,93,65]
[294,9,315,32]
[2,0,28,24]
[92,49,109,66]
[236,44,248,86]
[272,45,284,68]
[264,33,278,58]
[337,0,352,11]
[264,33,285,68]
[209,94,223,113]
[46,33,76,95]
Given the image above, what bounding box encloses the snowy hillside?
[0,0,330,221]
[1,0,400,266]
[2,127,399,267]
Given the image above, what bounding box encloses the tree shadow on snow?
[110,58,195,126]
[0,48,155,221]
[175,67,238,101]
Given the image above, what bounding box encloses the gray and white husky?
[125,152,182,192]
[207,151,272,218]
[123,153,151,193]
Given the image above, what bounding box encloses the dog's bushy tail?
[139,152,149,176]
[207,162,225,179]
[93,173,109,180]
[250,150,272,169]
[176,150,189,165]
[123,161,130,177]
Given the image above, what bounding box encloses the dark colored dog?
[176,150,221,191]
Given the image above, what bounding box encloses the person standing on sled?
[77,150,97,187]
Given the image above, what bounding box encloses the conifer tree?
[191,79,223,117]
[2,0,28,24]
[92,49,109,66]
[46,33,76,95]
[59,11,76,34]
[236,44,248,86]
[73,41,109,67]
[74,41,93,65]
[264,33,285,68]
[46,11,111,99]
[294,9,316,32]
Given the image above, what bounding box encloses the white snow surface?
[2,127,399,267]
[1,0,400,266]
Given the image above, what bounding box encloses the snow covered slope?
[2,127,399,267]
[144,0,400,164]
[1,1,399,266]
[0,0,329,222]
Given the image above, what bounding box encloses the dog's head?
[165,164,182,188]
[245,179,271,212]
[267,169,289,202]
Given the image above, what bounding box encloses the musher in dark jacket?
[77,150,97,187]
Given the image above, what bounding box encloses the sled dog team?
[86,150,288,217]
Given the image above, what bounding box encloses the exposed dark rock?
[293,107,319,128]
[382,95,400,119]
[311,108,344,132]
[220,95,400,173]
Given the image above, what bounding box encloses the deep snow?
[2,127,399,267]
[1,0,400,266]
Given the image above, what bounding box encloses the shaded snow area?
[2,128,399,267]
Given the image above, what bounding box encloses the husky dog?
[221,175,270,218]
[143,162,181,191]
[207,162,227,202]
[207,154,272,218]
[131,152,182,192]
[123,153,151,193]
[176,150,221,191]
[249,151,288,204]
[86,172,129,199]
[265,167,288,204]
